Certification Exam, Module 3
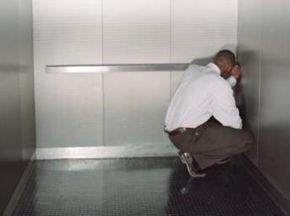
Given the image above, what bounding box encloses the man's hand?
[231,64,241,79]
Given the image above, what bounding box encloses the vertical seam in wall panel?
[235,0,238,53]
[169,0,172,63]
[31,0,36,151]
[237,0,241,58]
[101,0,106,147]
[257,1,262,167]
[17,0,25,160]
[15,27,22,161]
[32,0,39,151]
[17,0,22,157]
[101,0,104,64]
[169,0,172,98]
[102,74,105,146]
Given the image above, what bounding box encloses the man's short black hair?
[215,49,236,65]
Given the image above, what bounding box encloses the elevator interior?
[1,0,290,215]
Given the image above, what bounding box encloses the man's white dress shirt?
[165,63,242,131]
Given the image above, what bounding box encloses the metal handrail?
[45,63,189,73]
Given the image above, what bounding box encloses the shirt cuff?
[227,76,237,87]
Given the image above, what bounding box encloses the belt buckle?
[180,127,186,133]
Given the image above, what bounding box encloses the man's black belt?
[165,124,208,137]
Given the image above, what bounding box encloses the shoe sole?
[179,153,206,178]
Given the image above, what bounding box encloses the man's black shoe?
[178,152,206,178]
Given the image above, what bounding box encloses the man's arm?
[210,81,242,129]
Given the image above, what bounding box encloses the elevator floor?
[12,157,286,216]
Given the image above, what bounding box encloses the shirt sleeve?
[210,80,242,129]
[227,76,237,87]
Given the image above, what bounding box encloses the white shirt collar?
[206,62,221,75]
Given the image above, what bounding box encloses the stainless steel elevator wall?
[33,0,238,157]
[0,0,35,214]
[238,0,290,209]
[237,0,261,164]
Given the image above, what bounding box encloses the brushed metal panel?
[103,0,171,148]
[171,0,238,97]
[238,0,290,203]
[237,0,262,164]
[171,0,238,63]
[0,0,34,214]
[18,0,36,162]
[170,71,184,97]
[104,72,171,147]
[0,0,22,160]
[259,0,290,201]
[33,0,103,148]
[46,63,189,73]
[103,0,170,64]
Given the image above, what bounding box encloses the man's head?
[214,49,236,78]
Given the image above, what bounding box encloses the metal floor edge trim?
[240,155,290,216]
[3,152,36,216]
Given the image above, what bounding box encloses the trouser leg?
[169,123,253,170]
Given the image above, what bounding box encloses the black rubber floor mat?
[12,157,286,216]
